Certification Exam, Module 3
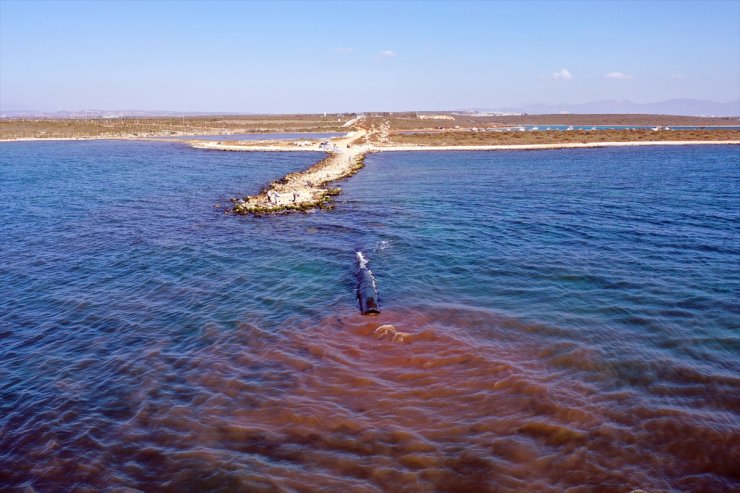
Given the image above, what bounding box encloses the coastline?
[188,140,329,152]
[0,134,339,144]
[0,136,140,142]
[372,140,740,151]
[3,130,737,215]
[212,137,740,214]
[6,136,736,149]
[0,135,221,143]
[191,139,740,153]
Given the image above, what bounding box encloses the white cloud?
[605,71,634,80]
[552,68,573,80]
[378,50,397,57]
[334,47,353,54]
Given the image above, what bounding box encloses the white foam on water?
[356,251,377,292]
[356,251,368,269]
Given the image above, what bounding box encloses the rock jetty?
[229,130,369,214]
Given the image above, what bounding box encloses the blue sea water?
[1,141,738,491]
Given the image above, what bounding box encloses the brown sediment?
[9,305,734,491]
[182,307,740,492]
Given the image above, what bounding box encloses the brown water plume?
[3,306,738,492]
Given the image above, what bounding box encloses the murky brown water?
[4,306,737,492]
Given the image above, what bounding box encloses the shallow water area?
[1,141,739,491]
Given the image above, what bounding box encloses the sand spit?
[375,140,740,151]
[188,140,328,152]
[0,135,145,142]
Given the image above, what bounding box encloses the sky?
[1,0,739,113]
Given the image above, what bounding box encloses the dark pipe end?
[358,289,380,315]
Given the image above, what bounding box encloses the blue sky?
[1,0,738,113]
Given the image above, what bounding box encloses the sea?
[1,140,738,492]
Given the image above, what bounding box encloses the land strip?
[375,140,740,151]
[2,112,737,141]
[230,130,369,214]
[190,139,329,152]
[358,113,740,132]
[0,114,351,140]
[385,128,740,146]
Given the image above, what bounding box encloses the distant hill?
[489,99,740,117]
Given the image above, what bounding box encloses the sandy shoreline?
[188,140,329,152]
[192,139,740,153]
[3,135,739,150]
[213,133,739,214]
[374,140,740,151]
[0,136,137,142]
[0,135,222,143]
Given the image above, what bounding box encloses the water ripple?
[1,142,738,491]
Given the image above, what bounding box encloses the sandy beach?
[193,139,740,153]
[188,140,329,152]
[373,140,740,151]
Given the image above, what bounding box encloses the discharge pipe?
[356,251,380,315]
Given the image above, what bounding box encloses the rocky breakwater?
[231,130,369,214]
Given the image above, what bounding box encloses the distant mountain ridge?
[489,99,740,117]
